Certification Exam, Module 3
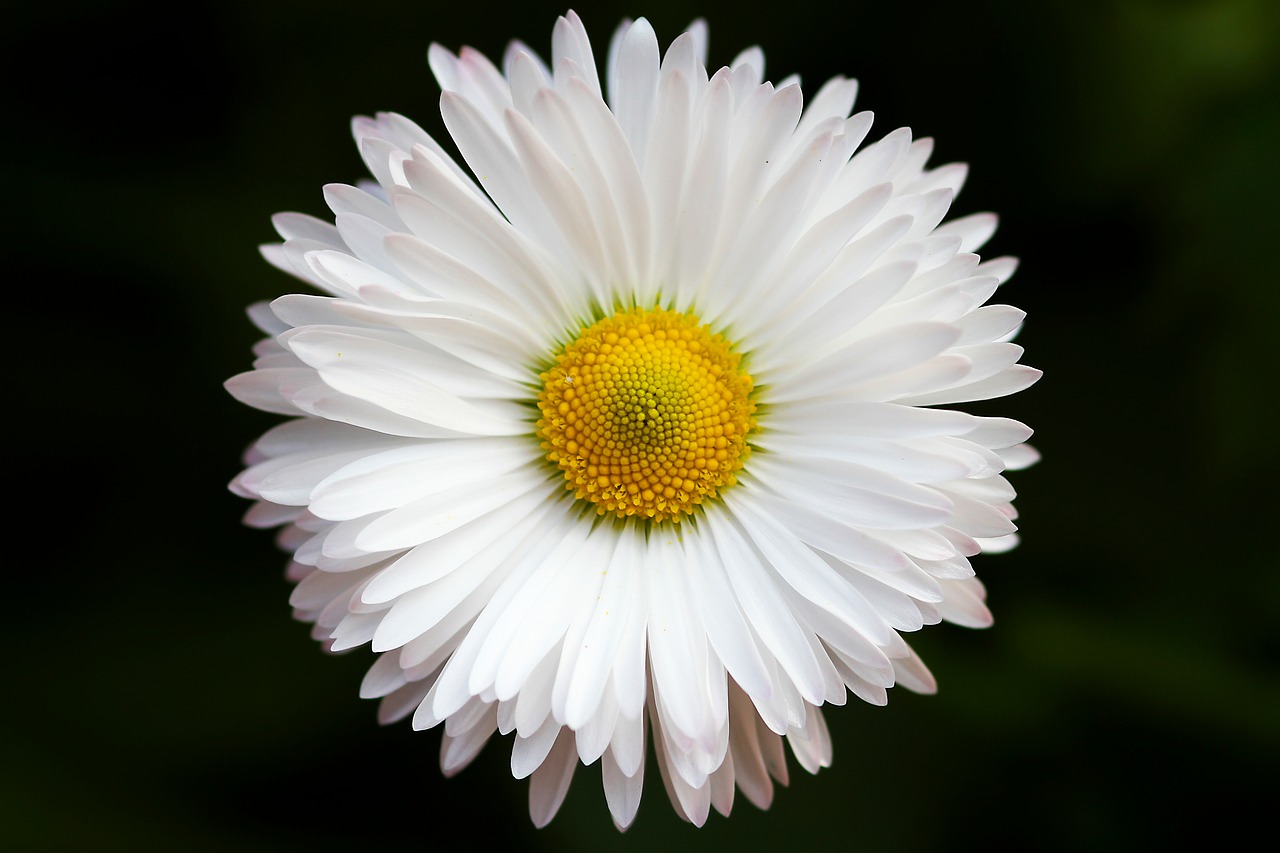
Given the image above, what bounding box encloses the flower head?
[227,10,1039,829]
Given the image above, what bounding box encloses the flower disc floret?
[536,307,755,522]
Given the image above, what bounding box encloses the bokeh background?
[7,0,1278,849]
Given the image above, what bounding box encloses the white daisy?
[227,10,1039,829]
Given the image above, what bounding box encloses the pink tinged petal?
[282,327,523,436]
[891,648,938,695]
[329,212,401,277]
[709,751,736,818]
[507,48,550,118]
[651,717,712,827]
[529,728,578,828]
[378,675,437,725]
[270,212,343,248]
[431,44,512,130]
[602,747,645,830]
[266,292,377,331]
[552,10,602,97]
[242,500,301,529]
[511,716,561,779]
[962,415,1035,449]
[247,301,289,337]
[726,685,775,810]
[608,704,646,778]
[942,471,1017,506]
[804,630,854,705]
[574,685,620,765]
[1000,443,1041,470]
[360,652,407,700]
[354,135,408,193]
[224,369,310,417]
[937,577,994,628]
[828,650,890,705]
[290,563,373,614]
[978,254,1020,285]
[915,552,975,581]
[440,701,498,777]
[836,562,932,633]
[729,44,765,87]
[826,543,945,605]
[938,490,1019,539]
[276,238,352,294]
[329,609,385,652]
[786,703,833,774]
[323,182,404,233]
[396,616,471,679]
[976,533,1021,553]
[651,693,727,791]
[956,304,1027,346]
[756,704,791,786]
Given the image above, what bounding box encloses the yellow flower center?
[536,307,756,523]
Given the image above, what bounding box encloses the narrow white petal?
[528,728,578,828]
[602,747,645,830]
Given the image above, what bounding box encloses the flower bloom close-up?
[226,10,1040,830]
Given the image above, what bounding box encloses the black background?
[7,0,1278,849]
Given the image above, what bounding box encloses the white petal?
[528,728,578,827]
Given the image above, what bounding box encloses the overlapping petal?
[227,9,1038,829]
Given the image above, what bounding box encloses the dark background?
[7,0,1277,849]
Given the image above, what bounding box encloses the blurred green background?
[7,0,1277,849]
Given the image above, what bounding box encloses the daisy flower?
[226,10,1039,829]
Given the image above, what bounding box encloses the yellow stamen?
[536,307,755,523]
